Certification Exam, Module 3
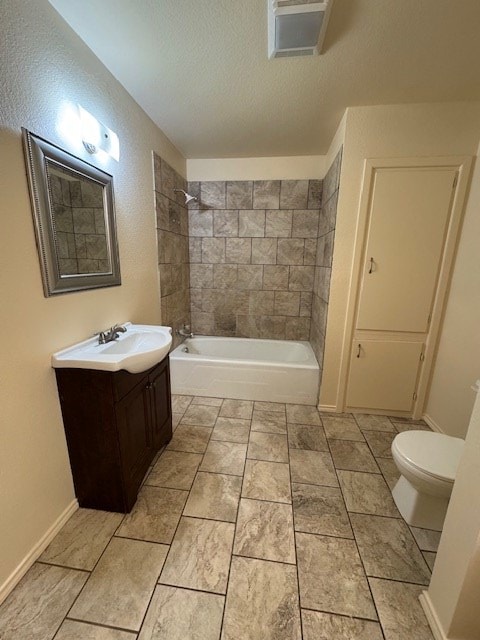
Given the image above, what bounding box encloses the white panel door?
[347,340,423,411]
[357,168,456,333]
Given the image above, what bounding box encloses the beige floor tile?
[247,432,289,463]
[55,620,134,639]
[369,578,434,640]
[292,484,352,538]
[254,401,286,413]
[393,421,431,432]
[0,563,87,640]
[410,526,442,552]
[211,417,250,443]
[302,610,383,640]
[40,508,123,570]
[376,457,400,490]
[350,513,431,584]
[171,395,193,413]
[184,472,242,522]
[220,399,254,419]
[172,413,183,430]
[180,404,220,427]
[338,470,399,517]
[116,486,188,544]
[138,585,224,640]
[289,449,338,486]
[355,414,395,432]
[234,499,296,564]
[191,396,223,406]
[329,440,380,473]
[242,460,291,503]
[70,537,168,631]
[166,425,212,453]
[363,430,396,458]
[160,517,234,594]
[286,404,321,425]
[296,533,377,619]
[200,441,247,475]
[323,416,365,442]
[423,551,436,571]
[287,424,328,451]
[147,451,203,490]
[222,556,301,640]
[251,409,287,434]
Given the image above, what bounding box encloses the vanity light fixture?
[267,0,334,58]
[78,105,120,161]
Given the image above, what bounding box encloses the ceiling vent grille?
[268,0,334,59]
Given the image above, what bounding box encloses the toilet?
[391,430,464,531]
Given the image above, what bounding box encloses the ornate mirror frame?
[22,128,121,296]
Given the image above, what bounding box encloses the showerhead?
[173,188,197,205]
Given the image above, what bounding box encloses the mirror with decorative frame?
[22,128,121,296]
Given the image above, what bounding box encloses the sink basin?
[52,323,173,373]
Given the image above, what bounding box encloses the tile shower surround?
[0,397,437,639]
[311,148,342,370]
[154,153,191,349]
[186,178,324,341]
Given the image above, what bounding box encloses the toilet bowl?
[391,430,464,531]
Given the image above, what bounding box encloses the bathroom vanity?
[55,356,172,513]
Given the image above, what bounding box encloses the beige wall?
[320,103,480,430]
[0,0,184,596]
[425,140,480,438]
[424,390,480,638]
[187,156,326,181]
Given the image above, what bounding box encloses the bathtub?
[169,336,320,405]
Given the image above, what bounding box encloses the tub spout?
[176,324,194,338]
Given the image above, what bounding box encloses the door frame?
[336,156,472,419]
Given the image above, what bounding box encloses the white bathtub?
[169,336,320,405]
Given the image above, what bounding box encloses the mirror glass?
[22,129,121,296]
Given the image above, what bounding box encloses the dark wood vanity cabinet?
[55,356,172,513]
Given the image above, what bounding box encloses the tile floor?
[0,396,438,639]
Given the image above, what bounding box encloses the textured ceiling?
[49,0,480,158]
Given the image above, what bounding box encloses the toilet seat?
[392,430,463,482]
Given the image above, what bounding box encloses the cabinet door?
[150,358,172,449]
[116,381,155,510]
[357,167,455,333]
[346,340,423,411]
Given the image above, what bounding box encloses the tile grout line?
[325,433,386,639]
[217,403,252,638]
[287,427,305,640]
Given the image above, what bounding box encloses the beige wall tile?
[213,210,239,237]
[251,238,277,264]
[201,237,226,264]
[237,265,263,290]
[253,181,281,209]
[213,264,238,289]
[239,210,266,237]
[225,238,251,263]
[277,239,304,265]
[289,266,315,291]
[274,291,301,316]
[265,210,292,237]
[263,265,289,290]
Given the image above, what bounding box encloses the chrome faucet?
[176,324,194,339]
[97,324,127,344]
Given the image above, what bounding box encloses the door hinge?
[420,352,425,362]
[453,174,458,190]
[413,391,417,401]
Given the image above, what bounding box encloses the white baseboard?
[423,413,445,434]
[318,404,336,412]
[419,591,448,640]
[0,499,78,606]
